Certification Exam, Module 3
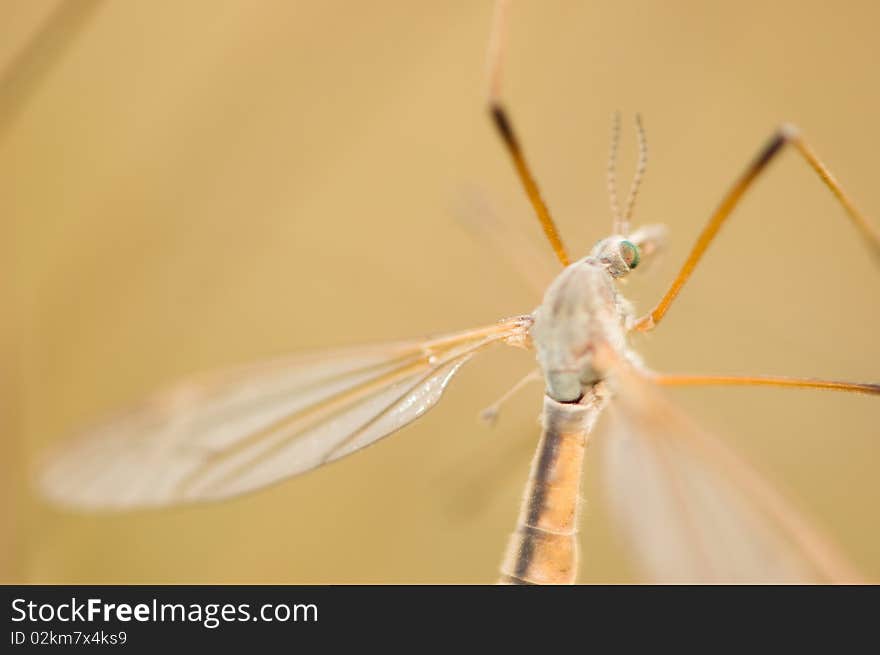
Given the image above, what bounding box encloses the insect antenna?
[608,111,624,234]
[622,114,648,230]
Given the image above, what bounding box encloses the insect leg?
[653,373,880,396]
[486,0,570,267]
[633,125,880,333]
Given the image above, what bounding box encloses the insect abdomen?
[498,393,605,584]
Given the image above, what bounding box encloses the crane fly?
[37,0,880,584]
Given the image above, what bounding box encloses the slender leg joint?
[632,123,879,333]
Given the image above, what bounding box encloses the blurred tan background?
[3,0,879,583]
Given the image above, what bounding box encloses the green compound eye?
[620,240,640,269]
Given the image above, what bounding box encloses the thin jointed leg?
[634,125,880,333]
[486,0,571,267]
[654,373,880,396]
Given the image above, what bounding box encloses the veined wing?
[38,317,531,511]
[598,356,861,583]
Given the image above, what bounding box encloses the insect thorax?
[530,259,632,403]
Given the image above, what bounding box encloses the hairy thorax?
[530,258,632,403]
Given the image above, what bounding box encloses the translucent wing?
[599,357,861,583]
[38,318,530,511]
[451,186,558,297]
